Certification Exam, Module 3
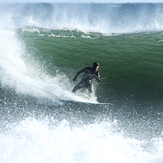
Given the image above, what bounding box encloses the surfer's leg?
[87,84,92,94]
[72,81,85,93]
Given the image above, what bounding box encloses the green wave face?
[19,28,163,102]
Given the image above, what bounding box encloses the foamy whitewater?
[0,3,163,163]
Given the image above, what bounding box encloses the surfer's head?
[93,62,100,71]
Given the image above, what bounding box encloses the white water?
[0,118,162,163]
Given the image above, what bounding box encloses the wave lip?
[1,3,163,34]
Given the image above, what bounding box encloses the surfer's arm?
[73,68,86,81]
[95,72,100,83]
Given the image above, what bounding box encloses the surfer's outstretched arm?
[73,68,86,81]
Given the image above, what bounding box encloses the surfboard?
[28,84,112,105]
[63,100,112,105]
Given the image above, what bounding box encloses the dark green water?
[20,29,163,103]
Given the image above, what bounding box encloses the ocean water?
[0,3,163,163]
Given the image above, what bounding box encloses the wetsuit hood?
[93,62,100,69]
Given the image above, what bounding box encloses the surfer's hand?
[73,77,77,81]
[97,79,100,83]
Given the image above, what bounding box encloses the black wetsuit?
[72,66,100,93]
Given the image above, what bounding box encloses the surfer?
[72,62,100,94]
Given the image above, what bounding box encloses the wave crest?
[1,3,163,34]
